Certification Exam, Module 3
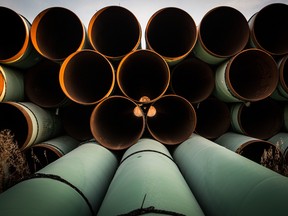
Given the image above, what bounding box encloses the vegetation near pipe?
[193,6,249,65]
[146,94,196,145]
[170,57,214,104]
[97,138,204,216]
[0,65,24,102]
[90,95,145,150]
[145,7,197,65]
[30,7,90,62]
[230,99,283,140]
[59,49,115,105]
[0,142,118,216]
[0,7,41,68]
[215,132,279,164]
[249,3,288,56]
[214,48,278,102]
[88,6,142,61]
[194,97,230,139]
[25,59,69,108]
[24,135,80,172]
[117,49,170,104]
[269,132,288,164]
[173,133,288,216]
[0,102,62,150]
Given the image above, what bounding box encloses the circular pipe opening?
[31,7,86,61]
[59,50,115,105]
[226,48,278,101]
[0,7,29,63]
[195,97,230,139]
[25,59,66,108]
[146,94,196,145]
[278,55,288,94]
[199,6,249,58]
[171,58,214,103]
[90,96,145,150]
[88,6,141,60]
[145,7,197,63]
[249,3,288,55]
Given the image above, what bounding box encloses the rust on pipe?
[0,7,41,68]
[194,97,230,140]
[214,48,279,102]
[30,7,90,62]
[170,58,214,104]
[59,102,94,141]
[25,59,68,108]
[117,49,170,104]
[146,94,196,145]
[249,3,288,56]
[193,6,249,64]
[88,6,142,61]
[59,49,115,105]
[145,7,197,65]
[90,95,145,150]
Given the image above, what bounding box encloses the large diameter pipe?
[0,141,118,216]
[193,6,249,65]
[88,6,141,61]
[97,138,204,216]
[173,133,288,216]
[170,58,214,104]
[90,95,145,150]
[230,99,283,140]
[269,132,288,164]
[0,7,41,68]
[145,7,197,65]
[0,102,62,150]
[25,59,69,108]
[0,65,24,102]
[59,49,115,105]
[146,94,196,145]
[30,7,90,62]
[59,102,94,141]
[194,97,230,139]
[117,49,170,104]
[214,48,278,102]
[249,3,288,56]
[215,132,279,164]
[24,135,80,173]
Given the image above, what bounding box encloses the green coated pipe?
[0,7,41,68]
[215,132,278,164]
[88,6,142,61]
[193,6,249,65]
[97,138,204,216]
[173,133,288,216]
[0,141,118,216]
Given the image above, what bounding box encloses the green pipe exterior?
[173,133,288,216]
[97,138,204,216]
[0,141,118,216]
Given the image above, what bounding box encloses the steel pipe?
[214,48,278,102]
[88,6,141,61]
[117,49,170,104]
[59,50,115,105]
[146,94,196,145]
[0,141,118,216]
[0,7,41,68]
[97,138,204,216]
[193,6,249,64]
[249,3,288,56]
[173,133,288,216]
[145,7,197,65]
[30,7,90,62]
[90,95,145,150]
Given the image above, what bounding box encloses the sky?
[0,0,286,47]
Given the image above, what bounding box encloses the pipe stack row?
[1,2,288,215]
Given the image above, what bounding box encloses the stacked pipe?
[0,2,288,215]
